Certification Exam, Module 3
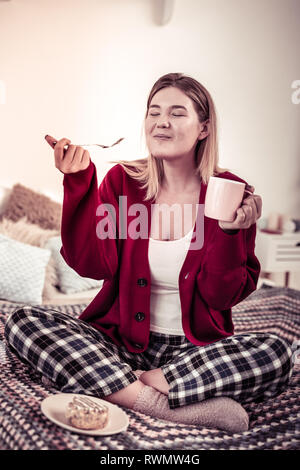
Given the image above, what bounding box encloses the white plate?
[41,393,129,436]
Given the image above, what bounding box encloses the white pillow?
[0,234,51,304]
[45,236,101,294]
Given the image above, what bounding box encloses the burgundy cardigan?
[60,160,260,353]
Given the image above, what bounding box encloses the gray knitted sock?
[132,385,249,433]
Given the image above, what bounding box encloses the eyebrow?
[149,104,188,111]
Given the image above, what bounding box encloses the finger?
[235,207,247,226]
[80,148,87,163]
[242,196,256,212]
[45,134,62,149]
[81,150,91,169]
[81,149,90,165]
[240,207,254,228]
[54,138,72,163]
[245,184,255,192]
[60,144,80,167]
[243,195,261,222]
[243,204,254,223]
[243,199,258,225]
[55,137,72,149]
[72,146,85,166]
[252,195,262,218]
[243,187,255,201]
[61,146,86,173]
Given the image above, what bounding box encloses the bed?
[0,285,299,451]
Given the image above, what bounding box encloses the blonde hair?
[108,72,228,202]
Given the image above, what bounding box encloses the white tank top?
[148,227,194,335]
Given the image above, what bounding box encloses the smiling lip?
[153,134,172,139]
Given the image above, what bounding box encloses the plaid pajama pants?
[4,305,293,409]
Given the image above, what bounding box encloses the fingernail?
[45,135,49,139]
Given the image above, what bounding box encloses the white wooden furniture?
[255,230,300,287]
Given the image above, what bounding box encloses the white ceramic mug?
[204,176,246,222]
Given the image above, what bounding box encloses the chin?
[150,153,180,160]
[148,147,176,158]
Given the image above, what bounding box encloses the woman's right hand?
[45,135,91,174]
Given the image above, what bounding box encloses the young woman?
[5,73,293,432]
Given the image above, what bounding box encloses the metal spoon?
[52,137,125,149]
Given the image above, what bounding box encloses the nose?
[156,115,170,128]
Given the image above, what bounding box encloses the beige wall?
[1,0,300,286]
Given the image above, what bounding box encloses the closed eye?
[149,113,185,117]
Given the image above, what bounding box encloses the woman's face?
[145,86,205,161]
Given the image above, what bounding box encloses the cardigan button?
[134,343,143,349]
[135,312,145,322]
[184,272,190,279]
[137,278,148,287]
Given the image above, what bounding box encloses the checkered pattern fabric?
[4,305,293,409]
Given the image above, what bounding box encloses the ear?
[198,120,210,140]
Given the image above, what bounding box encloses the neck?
[160,155,200,194]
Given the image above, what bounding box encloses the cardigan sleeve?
[59,160,120,280]
[196,223,261,310]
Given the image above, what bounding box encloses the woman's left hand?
[218,185,262,231]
